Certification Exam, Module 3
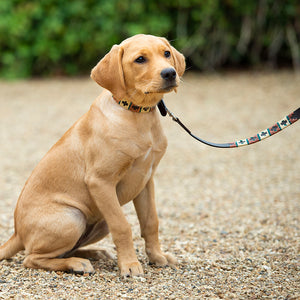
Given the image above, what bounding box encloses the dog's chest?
[116,132,167,205]
[131,146,156,182]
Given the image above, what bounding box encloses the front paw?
[119,261,144,277]
[148,251,178,266]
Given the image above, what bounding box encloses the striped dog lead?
[157,100,300,149]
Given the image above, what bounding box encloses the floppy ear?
[91,45,126,100]
[170,45,186,77]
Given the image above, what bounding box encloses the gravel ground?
[0,71,299,299]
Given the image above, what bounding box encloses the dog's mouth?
[144,84,178,95]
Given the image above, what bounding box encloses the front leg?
[86,175,143,277]
[133,177,177,266]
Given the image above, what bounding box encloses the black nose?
[160,68,176,81]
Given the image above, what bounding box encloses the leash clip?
[166,109,178,121]
[158,99,178,121]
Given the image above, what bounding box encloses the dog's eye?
[135,56,146,64]
[164,51,171,58]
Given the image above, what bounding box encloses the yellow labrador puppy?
[0,34,185,276]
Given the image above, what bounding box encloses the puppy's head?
[91,34,185,106]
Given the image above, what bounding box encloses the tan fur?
[0,34,185,276]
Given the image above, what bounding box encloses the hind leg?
[24,254,94,274]
[65,221,114,261]
[21,206,94,273]
[70,247,114,261]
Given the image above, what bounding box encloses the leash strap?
[158,100,300,148]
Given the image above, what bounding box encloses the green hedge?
[0,0,299,78]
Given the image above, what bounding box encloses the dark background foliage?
[0,0,299,78]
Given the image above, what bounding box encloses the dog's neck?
[112,96,156,113]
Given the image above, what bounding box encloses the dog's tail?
[0,233,23,260]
